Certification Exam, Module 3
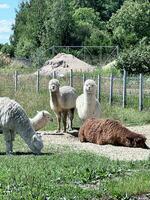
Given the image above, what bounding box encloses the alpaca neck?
[50,90,60,108]
[17,124,34,146]
[84,92,96,110]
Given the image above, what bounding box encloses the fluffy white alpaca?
[49,79,77,132]
[0,97,43,155]
[76,79,101,122]
[30,110,53,131]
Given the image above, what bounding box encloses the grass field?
[0,135,150,200]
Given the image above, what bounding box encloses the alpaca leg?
[67,108,75,131]
[62,111,68,133]
[3,129,14,155]
[56,112,61,133]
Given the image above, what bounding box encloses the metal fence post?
[82,73,86,86]
[14,71,18,92]
[70,69,73,87]
[139,73,143,111]
[109,74,113,105]
[123,69,127,108]
[53,71,56,79]
[36,70,40,93]
[97,74,101,102]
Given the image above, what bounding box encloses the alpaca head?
[84,79,97,94]
[49,79,60,93]
[127,135,149,149]
[37,110,53,122]
[29,134,44,154]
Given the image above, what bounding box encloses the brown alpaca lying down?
[79,118,149,149]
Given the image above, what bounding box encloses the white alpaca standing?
[30,110,53,131]
[76,79,101,122]
[0,97,43,155]
[49,79,77,132]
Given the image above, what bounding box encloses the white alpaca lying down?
[0,97,43,155]
[30,110,53,131]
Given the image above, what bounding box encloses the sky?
[0,0,21,44]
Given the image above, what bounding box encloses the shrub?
[116,44,150,74]
[0,53,11,67]
[1,43,14,57]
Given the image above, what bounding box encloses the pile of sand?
[39,53,95,76]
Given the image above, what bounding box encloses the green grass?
[0,135,150,199]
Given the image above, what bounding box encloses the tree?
[71,0,125,21]
[72,7,101,45]
[116,44,150,74]
[108,1,150,48]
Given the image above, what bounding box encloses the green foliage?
[85,28,112,46]
[31,47,48,68]
[108,0,150,48]
[116,44,150,74]
[15,38,35,58]
[1,43,14,57]
[72,7,101,45]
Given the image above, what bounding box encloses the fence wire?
[1,71,150,111]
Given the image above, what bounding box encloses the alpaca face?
[84,79,97,94]
[43,112,53,122]
[49,79,60,92]
[129,137,149,149]
[29,134,43,154]
[37,111,53,122]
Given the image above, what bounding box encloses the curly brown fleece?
[79,118,149,149]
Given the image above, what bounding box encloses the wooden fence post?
[109,74,113,105]
[70,69,73,87]
[14,71,18,92]
[36,70,40,93]
[139,73,143,111]
[97,74,101,102]
[123,69,127,108]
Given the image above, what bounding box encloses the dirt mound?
[39,53,95,76]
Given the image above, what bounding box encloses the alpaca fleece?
[49,79,77,132]
[76,79,101,122]
[30,110,53,131]
[0,97,43,154]
[79,118,149,149]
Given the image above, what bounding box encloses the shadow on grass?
[67,127,80,137]
[41,133,65,136]
[0,151,54,156]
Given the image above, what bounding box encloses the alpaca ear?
[42,111,45,116]
[32,135,37,142]
[37,111,40,114]
[126,137,134,146]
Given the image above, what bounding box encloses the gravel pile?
[38,53,95,76]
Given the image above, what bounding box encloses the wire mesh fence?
[1,70,150,111]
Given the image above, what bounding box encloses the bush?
[0,53,11,67]
[116,44,150,74]
[31,47,48,68]
[1,43,14,57]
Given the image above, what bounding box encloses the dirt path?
[40,125,150,161]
